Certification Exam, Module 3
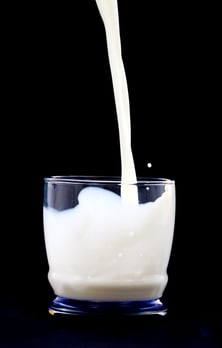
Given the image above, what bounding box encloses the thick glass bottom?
[48,296,167,316]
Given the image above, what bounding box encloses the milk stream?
[95,0,138,204]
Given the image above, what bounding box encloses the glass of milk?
[43,176,175,315]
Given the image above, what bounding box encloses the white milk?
[95,0,138,204]
[43,0,176,301]
[44,185,175,301]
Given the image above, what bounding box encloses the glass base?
[48,296,167,316]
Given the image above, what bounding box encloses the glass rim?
[44,176,175,185]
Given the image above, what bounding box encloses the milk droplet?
[147,162,152,168]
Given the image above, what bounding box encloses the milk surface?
[44,186,175,301]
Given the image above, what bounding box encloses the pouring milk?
[43,0,175,302]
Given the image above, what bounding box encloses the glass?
[43,176,175,316]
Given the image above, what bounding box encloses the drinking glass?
[43,176,175,315]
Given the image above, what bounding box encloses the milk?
[95,0,138,204]
[44,185,175,301]
[43,0,175,302]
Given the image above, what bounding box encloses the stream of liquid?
[95,0,138,204]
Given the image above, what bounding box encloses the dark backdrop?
[1,1,221,346]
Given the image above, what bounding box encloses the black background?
[1,1,221,347]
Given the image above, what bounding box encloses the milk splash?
[95,0,138,204]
